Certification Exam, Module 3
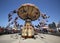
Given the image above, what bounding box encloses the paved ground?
[0,34,17,43]
[0,33,60,43]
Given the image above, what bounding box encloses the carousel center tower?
[17,3,40,38]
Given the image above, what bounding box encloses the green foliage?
[57,21,60,28]
[48,22,56,29]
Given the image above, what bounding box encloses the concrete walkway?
[0,34,60,43]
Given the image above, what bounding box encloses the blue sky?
[0,0,60,27]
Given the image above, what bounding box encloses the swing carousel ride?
[7,3,50,38]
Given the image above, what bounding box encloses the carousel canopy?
[17,3,40,21]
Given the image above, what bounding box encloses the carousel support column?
[25,19,34,38]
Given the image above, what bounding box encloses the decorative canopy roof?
[17,3,40,21]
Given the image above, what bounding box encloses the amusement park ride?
[7,3,50,38]
[17,3,40,38]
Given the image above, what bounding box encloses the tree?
[48,24,52,28]
[57,21,60,28]
[52,22,56,29]
[48,22,56,29]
